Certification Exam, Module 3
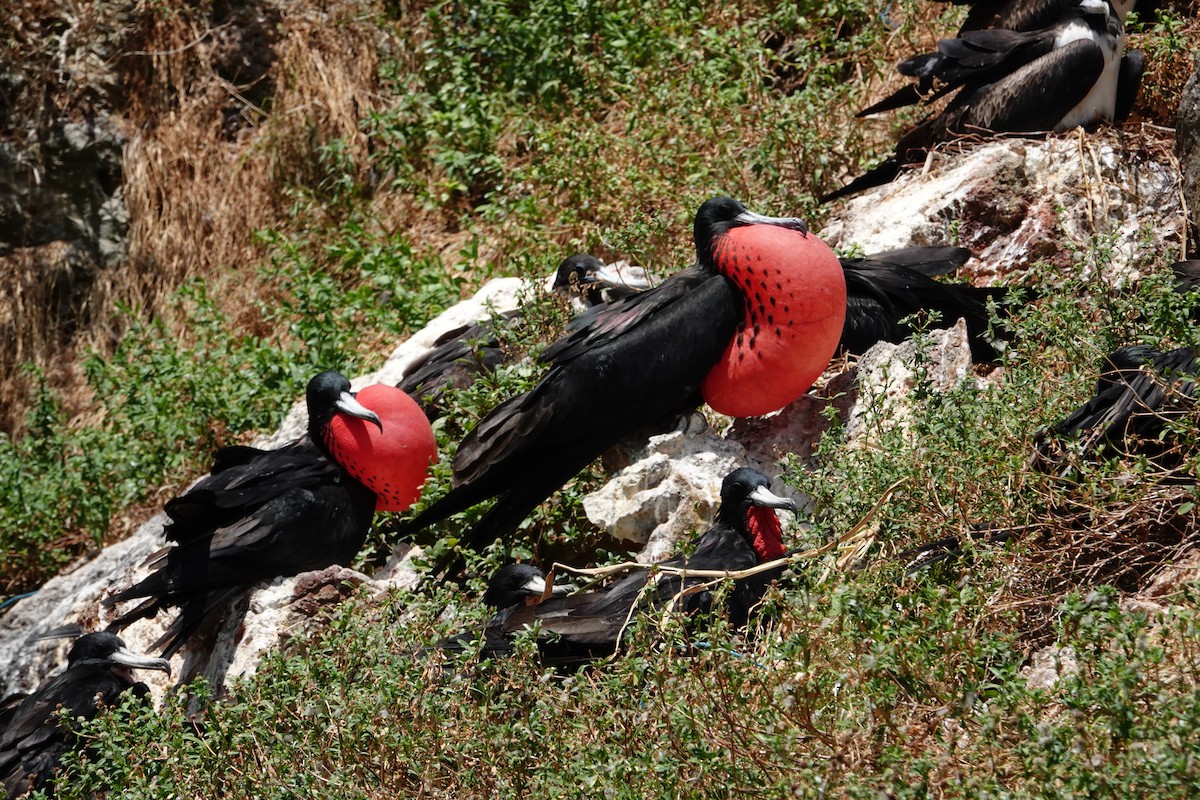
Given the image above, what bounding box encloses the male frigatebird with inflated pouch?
[105,371,437,658]
[401,197,846,580]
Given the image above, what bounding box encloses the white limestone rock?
[820,131,1181,286]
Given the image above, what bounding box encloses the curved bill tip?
[111,645,173,677]
[735,209,809,236]
[336,390,383,431]
[748,484,798,514]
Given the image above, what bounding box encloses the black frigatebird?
[0,632,170,797]
[403,247,1006,422]
[400,197,846,580]
[104,371,437,658]
[839,246,1010,361]
[1031,345,1198,471]
[825,0,1142,202]
[398,254,650,418]
[453,467,797,667]
[929,0,1136,35]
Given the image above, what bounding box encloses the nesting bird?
[1032,346,1199,472]
[398,254,650,418]
[105,371,437,658]
[454,468,797,668]
[0,632,169,797]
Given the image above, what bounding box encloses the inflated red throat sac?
[702,224,846,418]
[324,384,438,512]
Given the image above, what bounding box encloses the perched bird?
[456,467,797,667]
[929,0,1136,35]
[400,197,846,579]
[105,371,437,658]
[479,563,572,609]
[1032,346,1199,471]
[548,253,652,311]
[0,632,169,797]
[839,246,1009,361]
[398,254,650,418]
[825,0,1142,201]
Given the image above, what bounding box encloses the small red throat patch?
[324,384,438,513]
[702,224,846,417]
[746,506,786,562]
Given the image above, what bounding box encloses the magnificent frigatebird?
[451,468,796,667]
[825,0,1142,201]
[929,0,1136,34]
[399,197,845,579]
[0,632,169,797]
[105,371,437,658]
[1032,345,1198,471]
[398,255,650,418]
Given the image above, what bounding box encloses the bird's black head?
[717,468,797,523]
[552,254,607,293]
[66,632,172,680]
[716,468,796,562]
[693,197,809,266]
[306,370,383,446]
[483,563,567,608]
[551,254,651,307]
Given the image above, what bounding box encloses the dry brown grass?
[0,0,453,433]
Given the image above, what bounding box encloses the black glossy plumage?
[398,255,649,419]
[396,312,521,419]
[104,372,379,658]
[839,246,1009,360]
[0,632,169,797]
[826,0,1139,202]
[1032,346,1199,471]
[458,468,795,667]
[929,0,1137,34]
[400,199,791,580]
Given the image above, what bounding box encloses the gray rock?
[844,320,976,448]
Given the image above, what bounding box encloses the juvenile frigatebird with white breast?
[104,371,437,658]
[928,0,1136,34]
[825,0,1142,201]
[0,632,170,797]
[452,468,797,668]
[400,197,846,580]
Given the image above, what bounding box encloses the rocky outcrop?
[821,130,1182,285]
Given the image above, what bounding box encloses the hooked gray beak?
[734,209,809,235]
[585,263,652,292]
[110,645,172,677]
[522,575,570,597]
[336,391,383,432]
[747,484,798,514]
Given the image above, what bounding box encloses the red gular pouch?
[745,505,787,562]
[702,224,846,418]
[324,384,438,512]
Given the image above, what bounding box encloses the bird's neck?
[744,507,786,562]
